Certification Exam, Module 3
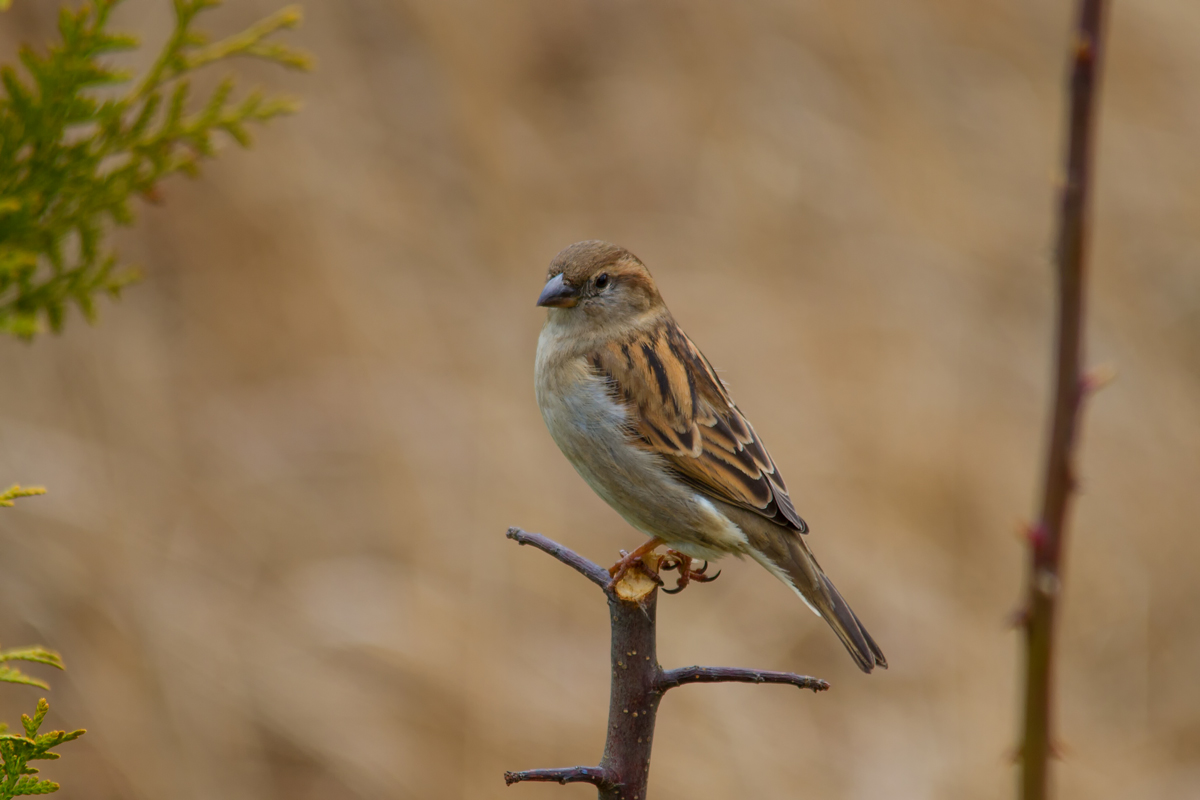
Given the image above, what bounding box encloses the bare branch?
[1019,2,1108,799]
[504,767,612,788]
[506,527,611,590]
[505,528,828,798]
[657,666,829,693]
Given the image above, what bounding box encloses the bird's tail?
[748,529,887,674]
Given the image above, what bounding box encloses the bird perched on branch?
[533,240,887,673]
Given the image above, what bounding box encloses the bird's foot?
[660,551,722,594]
[606,537,665,589]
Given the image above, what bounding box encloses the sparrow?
[533,240,887,673]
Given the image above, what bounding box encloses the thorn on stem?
[1035,569,1061,598]
[1022,522,1048,553]
[1074,33,1094,62]
[1006,606,1031,629]
[1081,363,1117,393]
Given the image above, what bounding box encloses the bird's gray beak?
[536,273,579,308]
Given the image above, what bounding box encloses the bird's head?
[536,241,664,323]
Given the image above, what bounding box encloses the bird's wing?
[589,316,808,533]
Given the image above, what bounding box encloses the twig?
[506,528,610,588]
[504,767,613,788]
[504,527,827,799]
[1019,2,1108,799]
[657,666,828,693]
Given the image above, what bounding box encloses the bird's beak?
[536,273,579,308]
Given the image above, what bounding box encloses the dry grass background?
[2,0,1199,797]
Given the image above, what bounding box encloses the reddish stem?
[1019,3,1108,799]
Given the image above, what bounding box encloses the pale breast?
[535,324,749,560]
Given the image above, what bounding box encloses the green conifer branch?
[0,3,301,796]
[0,641,81,797]
[0,0,310,338]
[0,699,85,799]
[0,488,58,689]
[0,486,45,507]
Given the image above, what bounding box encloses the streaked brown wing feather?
[589,317,808,533]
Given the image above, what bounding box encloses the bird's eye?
[594,273,609,289]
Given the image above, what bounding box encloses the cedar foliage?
[1,1,307,794]
[0,492,80,800]
[0,0,310,338]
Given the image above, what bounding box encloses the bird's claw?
[605,542,721,594]
[605,538,665,588]
[659,551,721,594]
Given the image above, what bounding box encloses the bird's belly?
[535,361,748,560]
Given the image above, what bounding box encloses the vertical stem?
[1020,2,1107,799]
[598,593,662,800]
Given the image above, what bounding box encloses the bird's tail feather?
[817,570,888,672]
[750,532,887,674]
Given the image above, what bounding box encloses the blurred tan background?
[2,0,1199,797]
